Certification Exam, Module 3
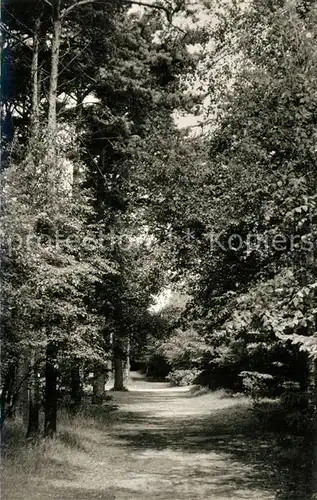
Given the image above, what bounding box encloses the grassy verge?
[1,400,117,495]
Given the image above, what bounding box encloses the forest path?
[4,372,282,499]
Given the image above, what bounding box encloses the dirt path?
[3,373,299,499]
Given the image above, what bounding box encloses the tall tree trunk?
[113,356,124,391]
[123,336,130,385]
[27,352,40,438]
[0,375,10,426]
[5,363,18,419]
[16,357,30,426]
[308,357,317,412]
[44,343,58,437]
[0,362,16,425]
[73,88,84,183]
[113,337,126,391]
[26,2,44,176]
[47,0,61,143]
[30,6,42,140]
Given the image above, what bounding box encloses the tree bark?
[123,336,130,385]
[113,335,129,391]
[44,343,58,437]
[26,352,41,437]
[308,357,317,411]
[30,6,43,140]
[92,367,106,404]
[5,362,18,419]
[47,0,61,143]
[0,375,10,425]
[113,356,125,391]
[26,2,44,176]
[0,362,16,424]
[16,357,30,426]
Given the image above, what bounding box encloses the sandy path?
[3,373,282,499]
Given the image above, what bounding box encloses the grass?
[1,400,117,497]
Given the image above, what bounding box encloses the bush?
[280,390,308,411]
[280,390,311,435]
[195,365,244,391]
[145,354,171,380]
[239,371,274,399]
[252,391,311,435]
[167,368,200,387]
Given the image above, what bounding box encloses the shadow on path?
[109,382,312,500]
[3,373,313,500]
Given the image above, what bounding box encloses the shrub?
[252,391,311,435]
[145,354,170,380]
[167,368,200,386]
[239,371,274,399]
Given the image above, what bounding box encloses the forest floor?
[1,372,312,500]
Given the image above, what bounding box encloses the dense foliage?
[133,2,317,433]
[0,0,198,433]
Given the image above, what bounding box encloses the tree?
[148,0,317,402]
[0,0,198,429]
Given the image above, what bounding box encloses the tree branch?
[124,0,171,17]
[0,23,33,51]
[42,0,53,8]
[58,41,91,77]
[2,7,36,36]
[61,0,172,20]
[61,0,96,17]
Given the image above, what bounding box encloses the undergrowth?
[1,399,116,478]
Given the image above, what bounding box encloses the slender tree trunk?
[5,363,18,419]
[47,0,61,143]
[26,16,43,436]
[45,1,64,199]
[16,357,30,426]
[0,377,10,425]
[44,343,58,437]
[73,89,84,182]
[308,357,317,412]
[123,336,130,385]
[27,352,40,437]
[113,337,127,391]
[0,363,16,425]
[26,2,44,176]
[30,8,42,140]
